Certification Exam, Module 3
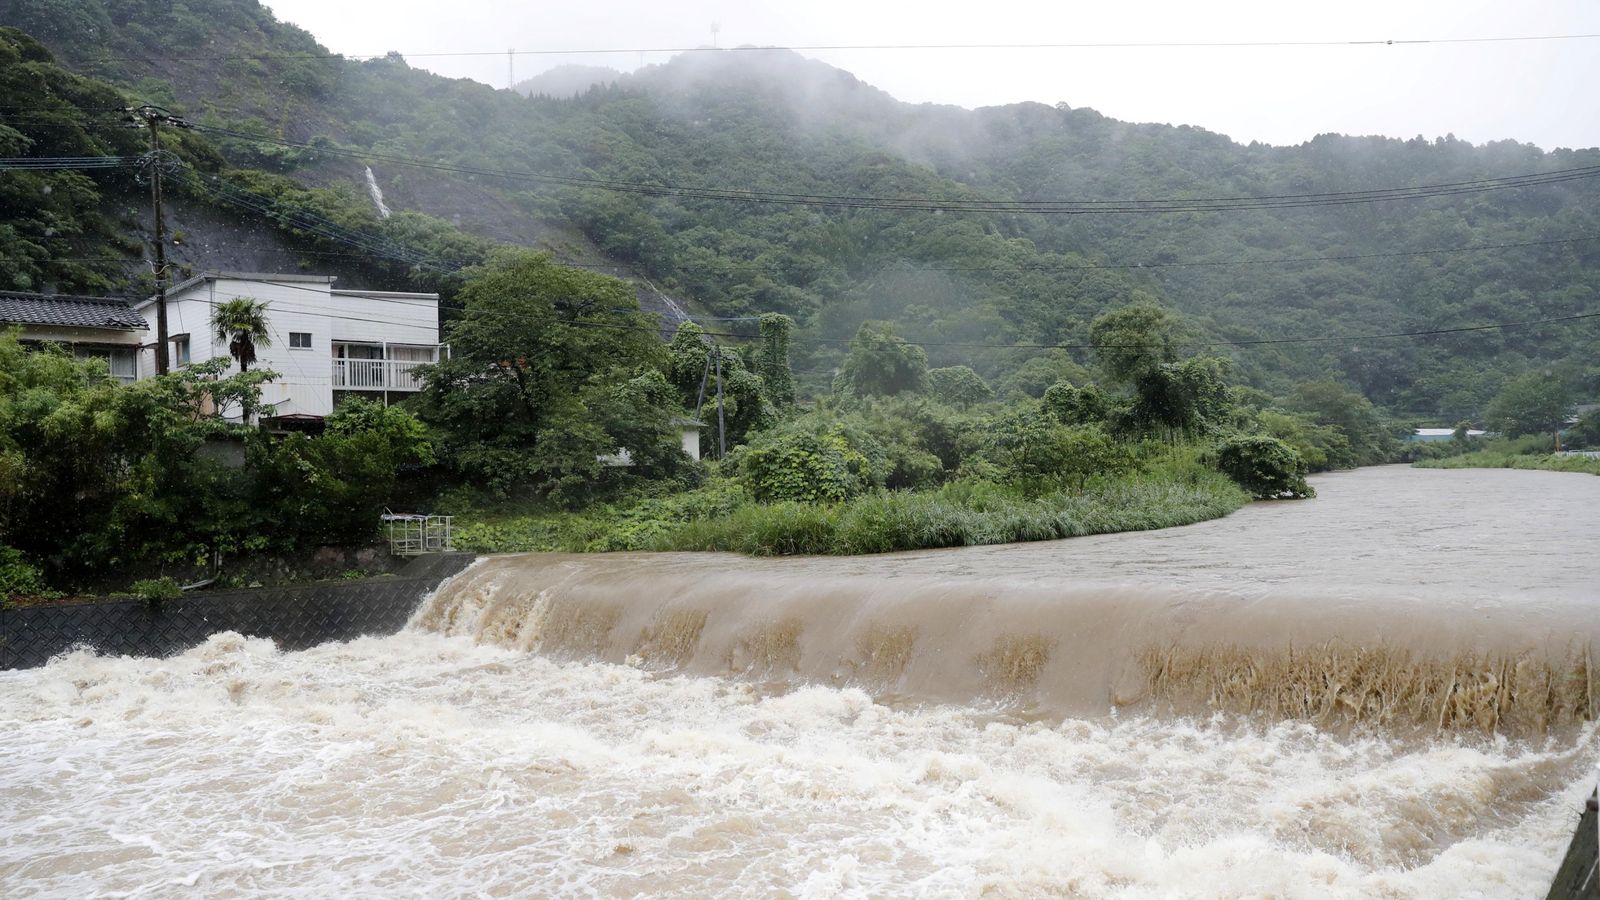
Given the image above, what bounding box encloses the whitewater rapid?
[2,467,1596,897]
[1,632,1591,897]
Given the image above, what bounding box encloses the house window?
[108,349,136,384]
[173,336,191,366]
[289,332,313,349]
[75,346,137,384]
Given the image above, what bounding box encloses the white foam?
[1,632,1591,898]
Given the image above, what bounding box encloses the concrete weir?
[0,552,475,670]
[1545,789,1599,899]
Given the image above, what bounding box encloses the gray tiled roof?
[0,295,148,331]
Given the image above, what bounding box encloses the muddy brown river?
[3,466,1596,897]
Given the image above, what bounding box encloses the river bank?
[453,463,1250,556]
[1414,451,1600,476]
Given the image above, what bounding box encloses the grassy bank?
[453,462,1249,557]
[1413,452,1600,476]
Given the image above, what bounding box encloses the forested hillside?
[4,0,1598,419]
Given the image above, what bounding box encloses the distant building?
[599,417,707,467]
[672,416,705,461]
[1409,427,1486,443]
[0,293,148,384]
[133,272,445,424]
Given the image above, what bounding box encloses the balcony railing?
[332,357,432,391]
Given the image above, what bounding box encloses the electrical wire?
[500,234,1600,277]
[13,112,1596,214]
[28,231,1600,280]
[7,287,1593,353]
[0,156,140,170]
[177,169,466,273]
[56,31,1600,63]
[191,124,1600,213]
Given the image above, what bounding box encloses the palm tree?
[210,297,272,372]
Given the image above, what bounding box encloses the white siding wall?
[136,277,439,420]
[328,291,437,345]
[20,325,143,347]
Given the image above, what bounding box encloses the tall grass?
[455,460,1249,557]
[1414,452,1600,476]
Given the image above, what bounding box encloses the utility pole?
[508,48,515,90]
[714,346,727,459]
[128,105,190,375]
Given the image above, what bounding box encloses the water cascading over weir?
[414,551,1598,737]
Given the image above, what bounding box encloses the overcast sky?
[262,0,1600,150]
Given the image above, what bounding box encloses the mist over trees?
[4,0,1596,427]
[2,1,1599,589]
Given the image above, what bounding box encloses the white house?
[133,272,444,422]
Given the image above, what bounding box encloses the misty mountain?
[514,65,621,99]
[4,0,1598,417]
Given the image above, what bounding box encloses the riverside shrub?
[0,545,47,597]
[1216,435,1314,499]
[734,423,885,503]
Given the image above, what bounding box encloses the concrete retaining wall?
[0,553,475,670]
[1545,789,1598,899]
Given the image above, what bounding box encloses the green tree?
[666,323,775,448]
[987,413,1132,495]
[995,352,1092,399]
[1042,381,1112,426]
[210,297,272,372]
[1127,357,1233,440]
[1484,371,1573,442]
[927,366,993,408]
[1254,410,1348,472]
[833,321,929,397]
[1216,435,1314,500]
[1286,380,1398,467]
[0,544,48,597]
[733,421,886,503]
[248,399,435,547]
[1090,304,1181,384]
[417,252,675,503]
[1565,408,1600,449]
[755,312,796,410]
[826,397,961,489]
[0,332,269,582]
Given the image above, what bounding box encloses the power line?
[57,32,1600,63]
[17,112,1599,215]
[191,124,1600,214]
[511,307,1600,352]
[36,231,1599,281]
[0,155,140,170]
[9,283,1595,352]
[531,234,1600,277]
[177,169,469,273]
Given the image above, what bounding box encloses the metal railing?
[332,358,430,391]
[383,514,454,556]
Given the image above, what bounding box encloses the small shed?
[671,416,706,461]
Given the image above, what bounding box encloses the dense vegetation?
[2,239,1364,593]
[0,332,432,592]
[1,4,1595,594]
[0,25,492,305]
[5,0,1596,421]
[1411,407,1600,477]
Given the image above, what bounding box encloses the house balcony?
[331,343,447,392]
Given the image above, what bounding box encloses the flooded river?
[3,467,1596,897]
